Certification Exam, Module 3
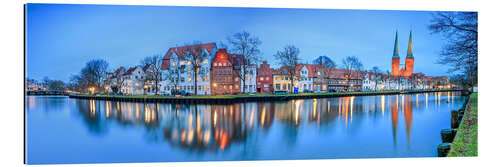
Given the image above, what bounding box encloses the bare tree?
[166,50,185,94]
[141,55,163,95]
[315,55,337,68]
[429,12,477,89]
[227,31,262,93]
[274,45,300,93]
[79,59,109,93]
[386,70,392,90]
[48,80,65,92]
[111,75,125,93]
[183,42,208,96]
[370,66,382,91]
[342,56,363,91]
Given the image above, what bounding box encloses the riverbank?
[448,93,478,157]
[68,89,460,104]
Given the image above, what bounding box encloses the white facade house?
[160,43,217,95]
[361,72,433,91]
[121,66,146,95]
[297,65,314,93]
[240,64,257,93]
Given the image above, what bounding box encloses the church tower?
[391,31,400,76]
[404,31,414,76]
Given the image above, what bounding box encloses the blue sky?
[26,3,451,82]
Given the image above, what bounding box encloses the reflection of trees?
[75,99,108,135]
[75,100,162,135]
[26,96,67,113]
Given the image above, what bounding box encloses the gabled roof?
[124,66,138,75]
[161,43,216,70]
[296,64,317,78]
[212,49,232,64]
[326,68,363,80]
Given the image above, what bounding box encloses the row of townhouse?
[256,62,363,94]
[106,43,257,96]
[361,72,451,91]
[159,43,257,95]
[105,42,450,96]
[105,64,159,95]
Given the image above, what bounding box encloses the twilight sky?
[26,3,452,82]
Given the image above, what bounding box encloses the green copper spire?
[407,31,414,58]
[393,31,399,58]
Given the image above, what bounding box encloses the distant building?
[122,66,146,95]
[391,31,414,77]
[26,79,47,91]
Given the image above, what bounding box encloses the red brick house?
[256,61,274,93]
[210,49,240,95]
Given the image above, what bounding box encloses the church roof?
[406,31,414,58]
[393,31,399,58]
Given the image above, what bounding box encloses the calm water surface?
[26,92,465,164]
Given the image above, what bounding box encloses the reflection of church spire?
[403,95,413,148]
[406,31,413,58]
[393,31,400,58]
[391,95,399,148]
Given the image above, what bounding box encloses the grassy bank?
[448,93,478,157]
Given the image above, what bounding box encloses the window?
[260,77,264,81]
[266,77,269,81]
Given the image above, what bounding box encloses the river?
[25,92,466,164]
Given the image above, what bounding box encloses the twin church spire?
[392,30,413,58]
[391,30,415,77]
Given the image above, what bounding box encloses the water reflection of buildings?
[162,103,273,151]
[69,92,460,152]
[389,95,413,148]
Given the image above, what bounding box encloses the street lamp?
[144,85,149,95]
